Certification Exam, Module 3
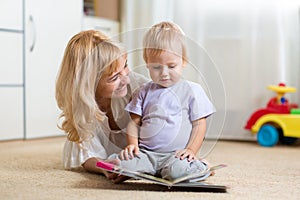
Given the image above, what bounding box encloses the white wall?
[120,0,300,140]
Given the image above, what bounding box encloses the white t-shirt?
[125,80,215,152]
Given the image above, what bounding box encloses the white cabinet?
[0,0,23,31]
[0,88,24,140]
[0,0,24,140]
[0,32,23,85]
[0,0,82,140]
[24,0,82,139]
[82,16,120,38]
[0,32,23,140]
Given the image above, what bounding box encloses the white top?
[125,80,215,152]
[62,72,149,169]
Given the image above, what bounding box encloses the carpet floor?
[1,136,299,200]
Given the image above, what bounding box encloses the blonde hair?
[143,21,187,63]
[55,30,126,142]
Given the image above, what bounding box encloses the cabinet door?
[0,0,23,30]
[24,0,82,139]
[0,32,23,85]
[0,88,23,140]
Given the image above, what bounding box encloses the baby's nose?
[161,66,169,75]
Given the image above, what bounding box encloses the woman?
[55,30,148,182]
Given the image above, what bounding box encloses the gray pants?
[108,148,207,180]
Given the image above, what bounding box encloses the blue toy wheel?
[257,125,279,147]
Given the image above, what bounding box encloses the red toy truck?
[244,83,300,147]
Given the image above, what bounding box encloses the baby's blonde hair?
[55,30,126,142]
[143,21,187,63]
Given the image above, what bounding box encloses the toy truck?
[244,83,300,147]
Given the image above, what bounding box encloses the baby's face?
[146,50,185,88]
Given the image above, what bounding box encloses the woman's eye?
[108,76,119,82]
[153,66,161,70]
[169,65,176,69]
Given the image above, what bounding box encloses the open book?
[96,161,227,191]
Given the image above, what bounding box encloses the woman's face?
[96,56,130,98]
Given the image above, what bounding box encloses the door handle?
[29,15,36,52]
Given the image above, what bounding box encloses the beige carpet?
[1,136,299,200]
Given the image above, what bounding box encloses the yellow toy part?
[251,114,300,138]
[267,83,296,104]
[267,83,296,93]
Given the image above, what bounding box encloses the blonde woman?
[55,30,148,182]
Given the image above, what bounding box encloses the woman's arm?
[176,117,207,161]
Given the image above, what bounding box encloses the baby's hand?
[175,148,196,162]
[119,144,139,160]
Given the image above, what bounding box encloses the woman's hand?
[175,148,196,162]
[82,157,128,183]
[102,158,131,183]
[119,144,139,160]
[106,172,131,183]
